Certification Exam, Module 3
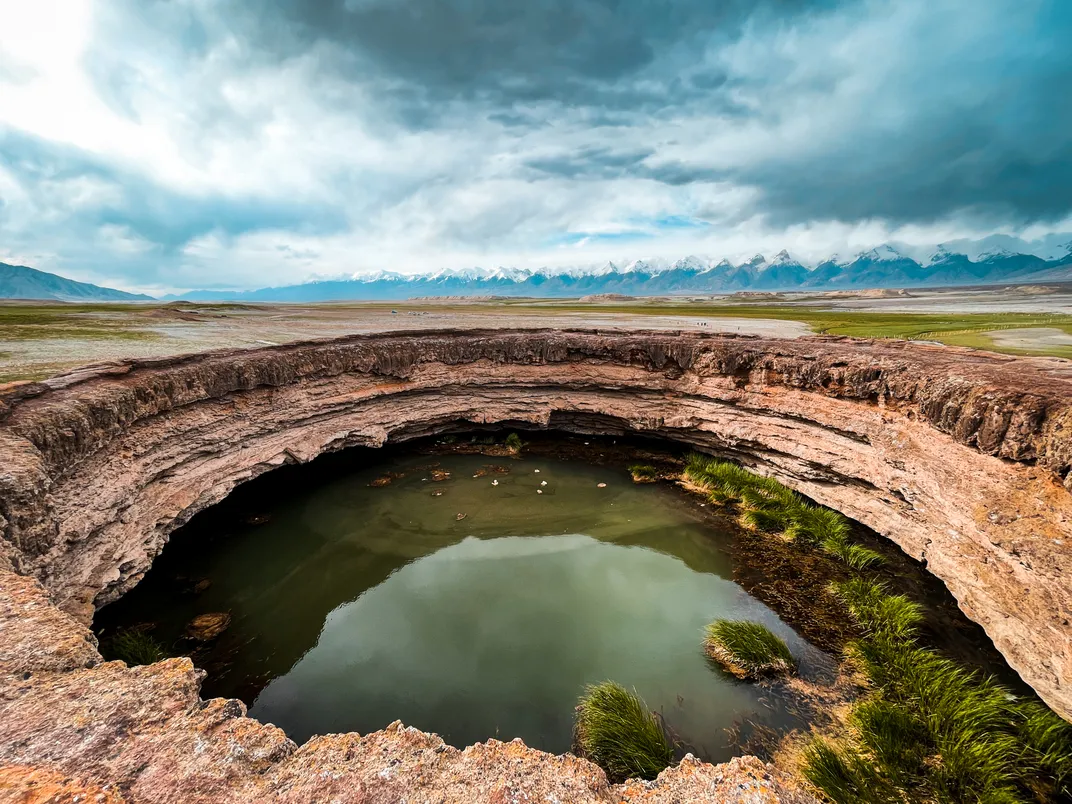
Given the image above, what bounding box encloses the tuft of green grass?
[504,432,523,451]
[686,454,880,568]
[684,454,756,501]
[822,532,885,569]
[801,738,899,804]
[792,506,851,546]
[1019,702,1072,796]
[683,453,1072,801]
[849,699,930,788]
[803,580,1072,804]
[627,464,658,482]
[703,619,795,679]
[573,681,674,782]
[831,578,923,641]
[103,628,167,666]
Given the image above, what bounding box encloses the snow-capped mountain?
[168,242,1072,301]
[859,244,905,262]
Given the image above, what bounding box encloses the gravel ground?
[0,305,811,383]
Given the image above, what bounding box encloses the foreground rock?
[0,327,1069,798]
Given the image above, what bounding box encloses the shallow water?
[98,451,830,758]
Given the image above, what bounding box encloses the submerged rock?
[185,612,231,642]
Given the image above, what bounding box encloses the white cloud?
[0,0,1069,293]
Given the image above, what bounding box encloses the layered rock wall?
[1,328,1070,801]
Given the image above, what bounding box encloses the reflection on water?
[97,452,826,757]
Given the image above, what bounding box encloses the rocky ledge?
[1,328,1071,801]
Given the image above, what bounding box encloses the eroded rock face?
[1,328,1070,801]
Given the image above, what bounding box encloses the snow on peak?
[771,249,798,265]
[927,245,953,264]
[353,269,407,282]
[820,253,851,267]
[671,255,708,272]
[701,258,733,273]
[586,261,621,277]
[977,247,1015,261]
[741,253,768,269]
[859,244,904,262]
[623,259,656,274]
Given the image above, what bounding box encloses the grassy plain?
[508,301,1072,358]
[3,289,1072,384]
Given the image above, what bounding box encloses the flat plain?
[3,283,1072,383]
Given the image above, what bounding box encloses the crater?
[2,329,1071,802]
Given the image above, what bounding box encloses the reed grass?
[684,455,1072,801]
[573,681,674,782]
[821,533,885,570]
[684,454,881,567]
[703,619,795,679]
[831,578,923,640]
[803,579,1072,803]
[104,628,167,666]
[627,463,658,482]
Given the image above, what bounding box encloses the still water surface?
[99,452,825,758]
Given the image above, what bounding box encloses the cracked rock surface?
[1,328,1070,801]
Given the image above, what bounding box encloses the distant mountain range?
[3,241,1072,302]
[167,243,1072,301]
[0,262,152,301]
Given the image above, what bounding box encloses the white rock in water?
[492,479,499,486]
[597,483,607,488]
[540,480,547,486]
[537,489,543,494]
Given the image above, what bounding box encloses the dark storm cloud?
[231,0,832,102]
[194,0,1072,227]
[681,2,1072,228]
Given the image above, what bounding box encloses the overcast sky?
[1,0,1070,293]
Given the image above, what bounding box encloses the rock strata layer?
[1,328,1071,800]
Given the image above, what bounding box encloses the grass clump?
[703,619,795,679]
[802,578,1072,803]
[504,432,523,452]
[627,464,658,482]
[801,738,899,804]
[573,681,674,782]
[684,454,882,567]
[831,577,923,641]
[821,532,885,570]
[103,628,168,666]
